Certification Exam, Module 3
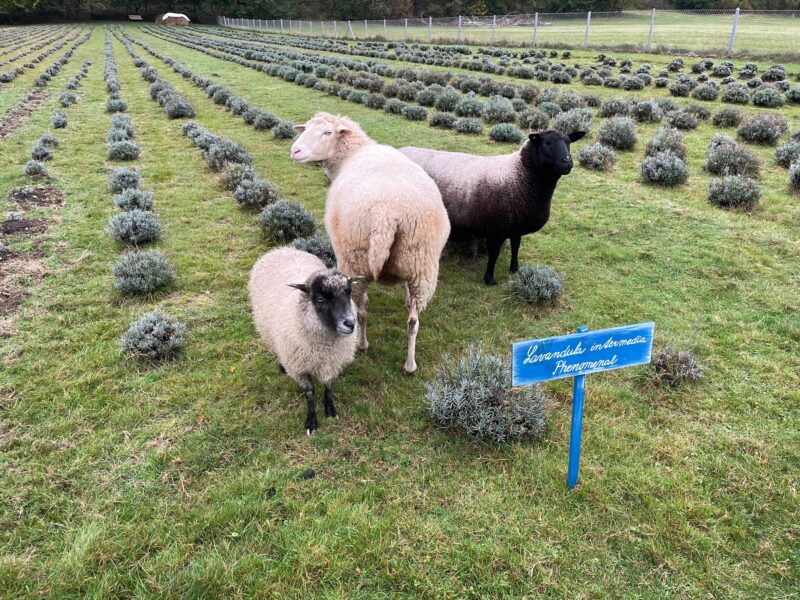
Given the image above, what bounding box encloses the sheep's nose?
[343,319,355,329]
[291,148,301,155]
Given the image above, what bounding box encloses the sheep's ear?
[568,131,587,143]
[528,133,541,143]
[287,283,309,294]
[293,124,306,132]
[336,124,353,137]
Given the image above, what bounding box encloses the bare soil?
[0,218,47,235]
[0,90,47,139]
[9,185,64,209]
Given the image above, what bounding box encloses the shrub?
[108,167,140,192]
[599,97,630,117]
[775,141,800,168]
[364,93,386,109]
[645,127,687,160]
[292,232,336,268]
[205,140,251,171]
[106,98,128,113]
[631,100,663,123]
[433,87,460,112]
[110,113,133,137]
[668,110,699,130]
[38,133,59,149]
[454,93,484,117]
[253,112,280,131]
[259,200,316,243]
[640,150,689,186]
[708,176,762,210]
[220,163,258,191]
[430,111,456,128]
[114,188,154,211]
[30,143,52,161]
[712,107,743,128]
[790,161,800,192]
[242,108,261,125]
[58,92,77,107]
[752,86,785,108]
[737,113,788,145]
[384,98,408,115]
[453,118,483,135]
[538,101,561,118]
[621,76,645,91]
[233,178,279,208]
[761,66,786,82]
[488,123,524,143]
[164,96,195,119]
[550,70,572,84]
[668,81,691,97]
[120,311,185,361]
[112,251,175,295]
[598,116,637,150]
[483,95,516,124]
[691,83,718,101]
[23,160,47,177]
[425,344,547,442]
[705,139,760,177]
[518,109,549,131]
[107,140,140,161]
[510,264,564,303]
[402,105,427,121]
[577,143,617,172]
[721,83,750,105]
[786,88,800,103]
[108,210,161,246]
[651,347,704,387]
[553,108,592,135]
[51,111,67,129]
[271,120,296,140]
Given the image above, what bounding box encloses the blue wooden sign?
[512,322,654,489]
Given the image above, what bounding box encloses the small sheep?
[291,112,450,374]
[401,130,585,286]
[249,247,362,435]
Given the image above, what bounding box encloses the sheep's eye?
[322,131,332,136]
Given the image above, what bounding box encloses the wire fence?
[216,10,800,58]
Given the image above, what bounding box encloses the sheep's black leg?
[299,374,317,436]
[484,237,504,286]
[323,383,338,418]
[278,363,286,374]
[510,236,522,273]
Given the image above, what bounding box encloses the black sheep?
[401,130,585,285]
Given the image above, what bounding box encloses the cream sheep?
[290,112,450,374]
[249,247,361,435]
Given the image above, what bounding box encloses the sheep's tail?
[367,220,397,281]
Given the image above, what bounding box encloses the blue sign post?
[512,322,654,489]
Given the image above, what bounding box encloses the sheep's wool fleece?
[399,146,522,231]
[326,131,450,312]
[248,247,358,385]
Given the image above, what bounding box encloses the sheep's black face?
[309,271,356,336]
[527,130,587,176]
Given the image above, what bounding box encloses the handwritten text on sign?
[512,322,655,386]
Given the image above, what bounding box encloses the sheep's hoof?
[404,362,417,374]
[306,429,313,437]
[484,277,497,286]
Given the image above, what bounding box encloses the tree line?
[2,0,799,24]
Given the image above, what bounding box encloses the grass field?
[1,24,799,597]
[228,11,800,58]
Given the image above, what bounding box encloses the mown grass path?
[0,25,798,598]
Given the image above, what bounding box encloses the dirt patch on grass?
[0,217,47,236]
[9,185,63,209]
[0,244,18,263]
[0,90,47,139]
[0,279,24,313]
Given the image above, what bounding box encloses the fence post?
[280,18,284,33]
[333,20,337,37]
[647,8,655,51]
[365,19,368,37]
[728,7,740,56]
[429,16,433,41]
[584,11,591,49]
[384,19,387,38]
[321,21,325,36]
[533,12,538,47]
[458,15,462,42]
[404,18,408,41]
[492,15,496,45]
[347,20,355,39]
